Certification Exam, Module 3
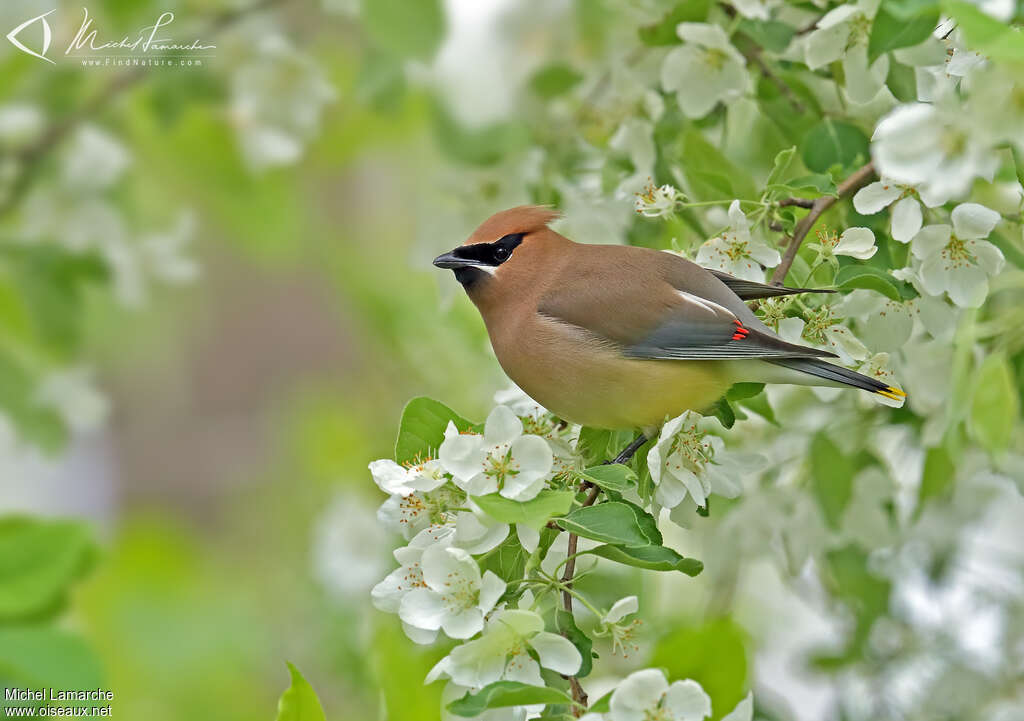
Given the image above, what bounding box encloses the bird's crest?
[465,205,561,245]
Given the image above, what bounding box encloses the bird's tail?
[766,357,907,402]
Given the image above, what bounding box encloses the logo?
[6,9,56,64]
[6,8,216,68]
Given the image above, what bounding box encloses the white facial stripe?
[468,263,497,275]
[676,290,734,319]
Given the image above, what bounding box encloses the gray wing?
[622,290,835,360]
[537,245,836,361]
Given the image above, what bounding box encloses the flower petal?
[442,608,484,639]
[721,692,754,721]
[484,404,524,446]
[610,669,670,721]
[399,589,447,631]
[503,650,545,686]
[530,631,583,675]
[439,432,486,484]
[951,203,1000,240]
[605,595,639,623]
[664,679,712,721]
[853,181,902,214]
[369,459,412,495]
[478,570,507,614]
[910,224,951,260]
[446,638,508,688]
[835,227,877,258]
[946,264,990,308]
[890,197,923,243]
[422,545,480,592]
[971,239,1005,275]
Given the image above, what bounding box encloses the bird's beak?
[433,250,472,269]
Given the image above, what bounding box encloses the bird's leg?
[607,433,647,465]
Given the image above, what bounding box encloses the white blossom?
[778,313,869,365]
[438,406,554,501]
[696,201,780,281]
[854,178,950,242]
[635,182,680,218]
[609,669,711,721]
[398,545,506,641]
[648,412,739,509]
[872,103,1000,203]
[911,203,1004,308]
[825,227,878,259]
[426,609,581,687]
[369,458,448,496]
[229,34,336,170]
[661,24,747,119]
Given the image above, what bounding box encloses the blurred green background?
[1,1,1022,720]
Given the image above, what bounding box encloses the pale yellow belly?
[491,317,732,430]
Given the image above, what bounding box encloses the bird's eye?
[493,246,510,261]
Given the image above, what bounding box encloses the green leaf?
[944,1,1024,61]
[558,501,661,547]
[824,545,891,652]
[709,398,736,429]
[589,691,613,713]
[681,130,759,202]
[737,19,796,53]
[0,627,103,692]
[556,609,593,677]
[575,426,613,466]
[479,536,528,582]
[432,103,530,167]
[809,433,853,530]
[726,383,765,401]
[472,490,576,530]
[968,353,1019,454]
[737,393,777,425]
[768,173,838,196]
[800,119,869,173]
[886,60,918,103]
[361,0,445,59]
[916,446,954,515]
[765,147,796,188]
[584,543,703,575]
[638,0,711,45]
[394,397,472,465]
[0,517,96,622]
[650,619,747,720]
[834,264,905,302]
[577,464,637,494]
[275,663,327,721]
[868,6,940,63]
[448,682,573,717]
[529,64,583,99]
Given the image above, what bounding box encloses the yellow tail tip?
[876,386,906,401]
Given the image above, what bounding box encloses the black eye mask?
[451,233,524,267]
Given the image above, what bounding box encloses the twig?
[778,197,815,209]
[770,161,875,285]
[745,47,806,115]
[560,432,645,715]
[561,482,600,715]
[608,433,647,465]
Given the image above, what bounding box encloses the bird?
[433,205,905,432]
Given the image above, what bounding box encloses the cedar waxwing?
[433,206,905,431]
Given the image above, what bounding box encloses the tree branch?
[560,432,645,715]
[561,482,600,715]
[770,161,876,285]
